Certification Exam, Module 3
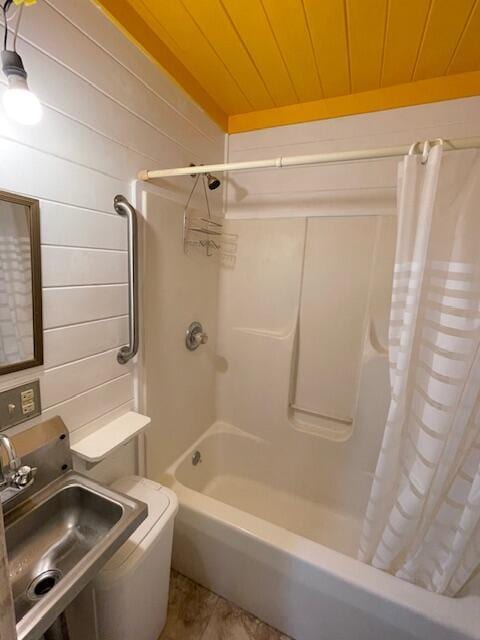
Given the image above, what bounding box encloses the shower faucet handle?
[195,331,208,346]
[186,321,208,351]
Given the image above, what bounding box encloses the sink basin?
[4,471,147,640]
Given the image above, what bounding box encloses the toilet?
[91,475,178,640]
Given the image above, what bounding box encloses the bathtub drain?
[192,450,202,466]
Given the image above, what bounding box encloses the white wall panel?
[42,246,127,287]
[0,81,157,181]
[0,0,224,457]
[1,44,197,181]
[227,97,480,219]
[46,0,221,143]
[40,202,127,250]
[40,375,134,433]
[230,98,480,151]
[226,187,396,219]
[44,317,128,368]
[142,191,219,475]
[17,0,218,156]
[42,348,130,408]
[0,137,122,213]
[43,285,127,329]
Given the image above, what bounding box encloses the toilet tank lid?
[102,475,177,573]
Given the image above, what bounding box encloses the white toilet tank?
[92,475,178,640]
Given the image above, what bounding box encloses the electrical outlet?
[0,380,41,430]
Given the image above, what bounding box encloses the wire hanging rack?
[183,173,237,259]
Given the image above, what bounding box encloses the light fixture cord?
[2,0,13,50]
[12,2,23,51]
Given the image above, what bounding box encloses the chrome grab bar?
[114,195,139,364]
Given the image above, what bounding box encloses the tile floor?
[159,570,292,640]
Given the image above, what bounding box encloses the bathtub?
[162,421,480,640]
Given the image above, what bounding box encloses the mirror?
[0,190,43,375]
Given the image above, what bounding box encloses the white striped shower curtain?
[359,144,480,596]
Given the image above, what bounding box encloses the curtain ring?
[431,137,445,149]
[408,141,420,156]
[408,138,443,163]
[421,140,431,165]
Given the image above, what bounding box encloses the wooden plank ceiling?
[96,0,480,133]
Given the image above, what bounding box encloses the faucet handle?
[185,321,208,351]
[12,465,37,488]
[194,330,208,346]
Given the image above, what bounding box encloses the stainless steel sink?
[4,471,147,640]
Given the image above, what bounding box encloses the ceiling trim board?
[228,71,480,133]
[93,0,229,131]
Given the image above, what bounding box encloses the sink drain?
[27,569,62,601]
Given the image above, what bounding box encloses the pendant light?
[1,1,42,125]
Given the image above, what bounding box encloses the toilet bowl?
[91,475,178,640]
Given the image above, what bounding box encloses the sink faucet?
[0,434,36,502]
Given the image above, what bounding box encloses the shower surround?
[141,99,480,640]
[159,216,480,640]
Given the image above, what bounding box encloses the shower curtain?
[359,144,480,596]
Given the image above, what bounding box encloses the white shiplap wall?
[226,97,480,219]
[0,0,224,463]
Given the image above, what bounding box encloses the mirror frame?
[0,190,43,375]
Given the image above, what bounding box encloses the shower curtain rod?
[137,136,480,181]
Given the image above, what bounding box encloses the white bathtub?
[163,421,480,640]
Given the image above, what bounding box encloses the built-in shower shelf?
[70,411,151,463]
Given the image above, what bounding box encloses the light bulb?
[2,74,42,125]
